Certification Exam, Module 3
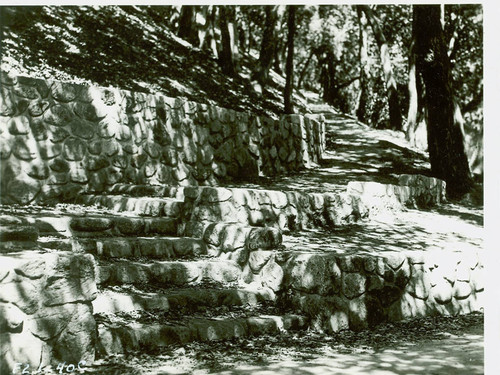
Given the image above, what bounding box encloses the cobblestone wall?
[0,72,325,205]
[282,249,484,332]
[0,251,97,373]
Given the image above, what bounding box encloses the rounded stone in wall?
[12,137,37,161]
[49,127,70,143]
[7,177,40,204]
[73,102,100,122]
[191,164,212,182]
[123,167,138,183]
[26,118,47,141]
[102,139,120,157]
[51,82,78,103]
[112,154,129,170]
[144,142,161,159]
[105,167,123,185]
[431,278,453,304]
[198,146,214,165]
[86,156,110,171]
[97,118,117,139]
[8,116,30,135]
[122,143,139,155]
[27,162,50,180]
[13,84,39,100]
[28,100,50,117]
[49,158,70,173]
[88,171,106,193]
[88,140,102,156]
[132,153,148,169]
[116,124,132,142]
[70,166,89,184]
[0,138,12,159]
[152,120,171,146]
[47,173,69,185]
[44,104,73,126]
[69,118,95,140]
[144,159,159,178]
[212,161,227,178]
[0,87,16,117]
[173,164,190,182]
[157,165,174,184]
[63,137,87,161]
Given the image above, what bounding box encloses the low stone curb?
[97,314,308,355]
[97,259,242,287]
[38,236,207,259]
[93,287,275,314]
[75,194,185,218]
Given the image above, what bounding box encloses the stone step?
[38,236,207,259]
[180,174,445,232]
[108,184,184,199]
[35,215,179,238]
[75,194,185,218]
[97,313,308,355]
[97,259,242,287]
[93,285,275,314]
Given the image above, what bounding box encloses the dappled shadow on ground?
[81,313,483,375]
[285,204,482,255]
[0,6,303,118]
[226,114,432,194]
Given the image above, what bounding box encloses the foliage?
[1,4,482,164]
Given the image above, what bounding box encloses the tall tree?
[218,6,235,76]
[356,6,370,123]
[178,6,198,45]
[284,5,296,114]
[252,6,280,87]
[358,5,403,131]
[413,5,473,197]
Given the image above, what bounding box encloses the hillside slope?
[1,5,310,118]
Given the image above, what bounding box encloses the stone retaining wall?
[179,174,446,234]
[0,252,97,374]
[281,250,483,332]
[0,72,325,205]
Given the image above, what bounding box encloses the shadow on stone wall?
[0,252,98,373]
[0,72,324,206]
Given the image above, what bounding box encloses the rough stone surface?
[0,252,97,373]
[0,73,324,204]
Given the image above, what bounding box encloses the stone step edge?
[74,194,185,218]
[97,259,242,287]
[97,314,308,355]
[93,286,276,314]
[37,235,207,259]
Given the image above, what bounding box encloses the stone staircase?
[0,72,483,372]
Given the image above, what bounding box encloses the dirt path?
[79,313,483,375]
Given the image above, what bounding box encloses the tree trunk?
[284,6,296,114]
[227,6,240,72]
[297,50,314,90]
[218,6,235,76]
[178,6,198,45]
[414,5,473,198]
[356,6,370,123]
[253,6,279,87]
[406,35,420,146]
[358,5,403,131]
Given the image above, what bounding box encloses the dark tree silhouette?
[178,6,198,45]
[252,6,280,87]
[218,6,235,76]
[284,5,296,114]
[413,5,473,198]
